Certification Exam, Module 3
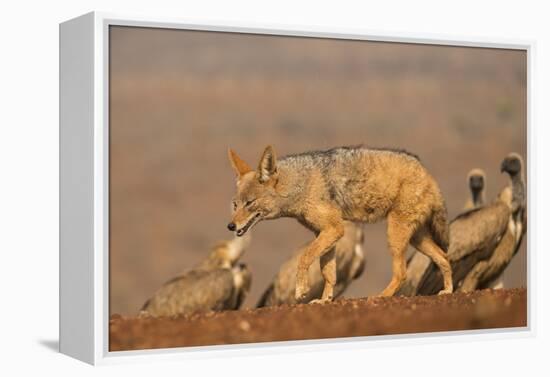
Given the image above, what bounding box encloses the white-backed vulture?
[257,222,365,307]
[416,188,514,294]
[399,153,525,296]
[140,234,252,317]
[459,153,526,291]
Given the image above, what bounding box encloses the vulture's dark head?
[501,153,523,176]
[468,168,486,192]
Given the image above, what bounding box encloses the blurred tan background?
[109,26,527,315]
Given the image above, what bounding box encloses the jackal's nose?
[227,222,236,231]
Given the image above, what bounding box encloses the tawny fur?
[140,234,251,317]
[399,167,491,296]
[257,221,365,307]
[228,145,453,302]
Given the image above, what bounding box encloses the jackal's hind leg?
[379,216,414,297]
[412,231,453,294]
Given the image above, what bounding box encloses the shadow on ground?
[38,339,59,353]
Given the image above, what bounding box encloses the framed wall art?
[60,12,533,365]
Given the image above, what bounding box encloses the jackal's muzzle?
[230,212,261,237]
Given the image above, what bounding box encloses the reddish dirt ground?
[109,288,526,351]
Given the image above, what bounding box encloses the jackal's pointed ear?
[228,148,252,178]
[258,145,277,183]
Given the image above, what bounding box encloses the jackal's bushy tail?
[430,204,449,252]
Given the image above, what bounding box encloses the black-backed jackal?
[227,145,453,302]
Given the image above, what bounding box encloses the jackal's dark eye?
[245,199,256,207]
[232,201,237,210]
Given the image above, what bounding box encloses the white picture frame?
[59,11,535,365]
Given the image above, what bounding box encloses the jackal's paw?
[309,297,332,304]
[437,288,453,295]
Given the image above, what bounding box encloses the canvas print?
[108,26,527,351]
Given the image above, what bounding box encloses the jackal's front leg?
[296,223,344,303]
[319,248,336,301]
